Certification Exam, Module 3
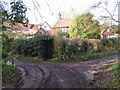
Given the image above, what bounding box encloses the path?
[3,54,119,88]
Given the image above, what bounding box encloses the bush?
[100,38,118,51]
[2,33,14,58]
[1,61,19,83]
[53,37,118,60]
[12,34,54,59]
[53,38,94,60]
[12,35,118,61]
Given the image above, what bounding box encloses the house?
[37,12,71,35]
[41,21,52,30]
[46,29,59,35]
[35,27,49,35]
[15,23,38,34]
[4,22,40,38]
[34,21,59,35]
[101,27,117,39]
[54,12,71,32]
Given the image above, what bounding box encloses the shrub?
[12,34,54,59]
[12,35,118,61]
[2,33,14,58]
[53,37,118,60]
[53,38,94,60]
[1,61,19,83]
[100,38,118,51]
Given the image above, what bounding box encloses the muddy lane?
[14,60,89,88]
[8,54,118,88]
[40,64,89,88]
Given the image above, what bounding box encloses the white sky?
[22,0,118,25]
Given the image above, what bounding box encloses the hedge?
[12,35,118,60]
[12,34,54,59]
[53,37,118,60]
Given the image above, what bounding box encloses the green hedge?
[12,34,54,59]
[2,33,14,58]
[100,38,118,51]
[53,37,118,60]
[12,35,118,60]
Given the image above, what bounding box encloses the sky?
[23,0,100,25]
[4,0,118,25]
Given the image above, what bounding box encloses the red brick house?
[101,27,117,39]
[46,29,59,35]
[54,12,71,32]
[29,13,71,36]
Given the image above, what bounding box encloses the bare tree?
[90,0,119,23]
[22,0,53,24]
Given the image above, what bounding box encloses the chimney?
[58,12,62,20]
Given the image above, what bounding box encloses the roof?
[41,21,52,30]
[101,27,115,34]
[46,29,59,34]
[16,23,39,31]
[55,18,71,28]
[35,28,48,35]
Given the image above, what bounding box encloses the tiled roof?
[46,29,59,34]
[101,27,115,35]
[16,23,39,31]
[55,18,71,27]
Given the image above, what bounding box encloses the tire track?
[6,54,118,88]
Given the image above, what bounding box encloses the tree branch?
[31,0,43,21]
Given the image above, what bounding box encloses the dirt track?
[3,54,118,88]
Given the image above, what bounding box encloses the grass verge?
[9,55,44,61]
[95,60,120,88]
[9,50,118,62]
[50,50,118,61]
[78,50,118,60]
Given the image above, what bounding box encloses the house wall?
[101,27,116,39]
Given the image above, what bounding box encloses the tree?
[0,0,28,58]
[1,0,28,24]
[68,12,100,39]
[1,0,28,33]
[10,1,28,23]
[90,0,119,23]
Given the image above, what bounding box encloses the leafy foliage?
[100,38,118,51]
[1,0,28,24]
[12,34,54,59]
[53,37,118,61]
[1,0,28,58]
[1,61,19,83]
[10,1,28,23]
[2,33,14,58]
[68,12,100,39]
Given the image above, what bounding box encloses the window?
[62,28,67,32]
[107,29,110,32]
